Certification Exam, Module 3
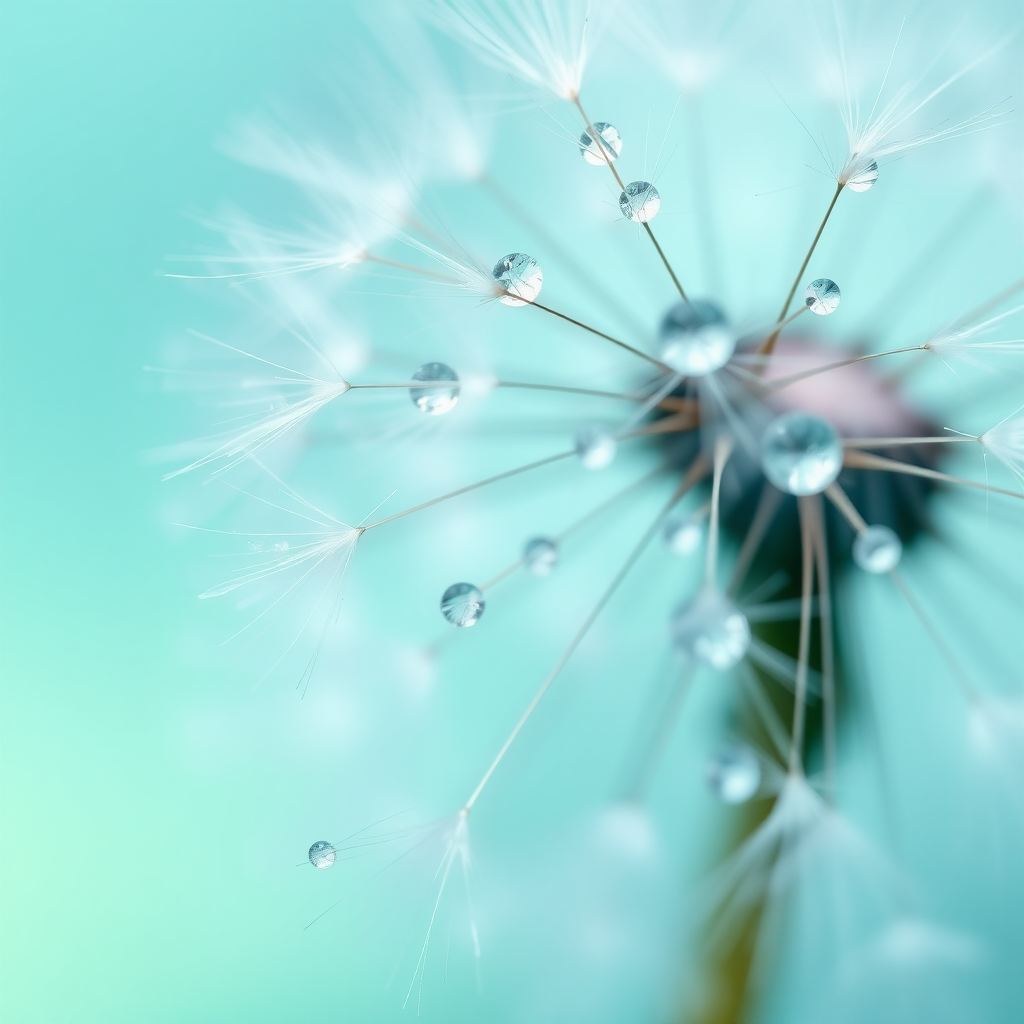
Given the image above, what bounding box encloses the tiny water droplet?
[493,253,543,306]
[663,515,703,556]
[853,525,903,573]
[619,181,661,223]
[523,537,559,576]
[579,121,622,165]
[672,590,751,670]
[705,745,761,803]
[761,412,843,496]
[440,582,485,627]
[308,840,336,869]
[658,299,736,375]
[846,159,878,193]
[575,424,617,470]
[804,278,841,316]
[409,362,460,415]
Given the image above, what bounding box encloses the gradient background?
[1,3,1022,1023]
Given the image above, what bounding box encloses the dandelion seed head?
[760,412,843,496]
[981,407,1024,485]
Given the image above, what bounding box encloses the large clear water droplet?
[493,253,543,306]
[663,514,703,556]
[658,299,736,375]
[409,362,460,415]
[804,278,841,316]
[705,744,761,803]
[619,180,661,223]
[308,840,336,869]
[575,424,617,470]
[672,590,751,670]
[853,525,902,573]
[440,582,485,627]
[761,412,843,496]
[523,537,558,576]
[579,122,622,165]
[846,159,879,193]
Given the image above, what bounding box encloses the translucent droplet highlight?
[440,582,485,627]
[672,590,751,670]
[761,412,843,496]
[663,515,703,556]
[804,278,841,316]
[846,159,879,193]
[619,181,661,223]
[575,424,617,470]
[523,537,558,576]
[579,122,622,165]
[705,745,761,804]
[308,840,336,869]
[853,525,903,574]
[658,299,736,375]
[493,253,543,306]
[409,362,460,415]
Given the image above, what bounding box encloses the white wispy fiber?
[981,407,1024,486]
[926,304,1024,368]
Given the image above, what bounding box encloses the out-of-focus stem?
[788,496,816,774]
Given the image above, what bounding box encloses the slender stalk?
[842,435,977,449]
[788,497,816,774]
[824,482,868,533]
[705,436,734,589]
[363,449,575,532]
[524,296,670,371]
[843,450,1024,500]
[807,496,835,798]
[760,182,844,356]
[573,96,689,302]
[747,345,927,394]
[463,459,708,812]
[728,484,784,596]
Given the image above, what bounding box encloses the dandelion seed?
[578,122,622,165]
[523,537,558,576]
[980,407,1024,485]
[619,180,661,223]
[575,424,617,470]
[492,252,543,306]
[705,745,761,804]
[852,525,903,573]
[672,590,751,671]
[440,583,485,627]
[804,278,841,315]
[308,841,337,869]
[658,299,736,376]
[409,362,460,416]
[761,412,843,496]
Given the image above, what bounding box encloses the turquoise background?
[2,3,1022,1023]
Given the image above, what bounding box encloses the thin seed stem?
[573,96,689,302]
[843,450,1024,500]
[760,182,844,356]
[760,345,928,392]
[524,296,671,371]
[463,458,709,812]
[788,497,816,775]
[363,450,575,532]
[350,380,655,404]
[842,435,978,448]
[824,482,868,532]
[705,435,734,590]
[807,496,836,799]
[728,484,784,596]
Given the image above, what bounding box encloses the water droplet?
[493,253,543,306]
[846,159,879,193]
[579,121,622,165]
[658,299,736,375]
[761,412,843,496]
[804,278,841,316]
[440,582,485,627]
[663,515,703,556]
[619,181,661,223]
[523,537,558,576]
[575,424,617,470]
[409,362,460,415]
[853,525,902,573]
[308,840,336,869]
[672,590,751,670]
[705,744,761,803]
